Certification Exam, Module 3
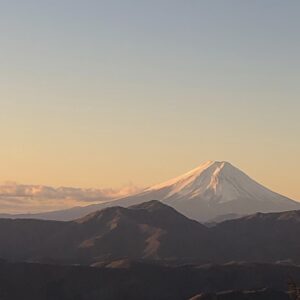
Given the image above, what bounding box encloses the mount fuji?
[99,160,300,222]
[2,161,299,222]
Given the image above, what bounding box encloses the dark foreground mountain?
[0,201,215,265]
[3,161,300,222]
[211,209,300,263]
[1,201,300,265]
[0,260,299,300]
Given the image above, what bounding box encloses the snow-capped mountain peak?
[136,160,300,221]
[146,160,251,202]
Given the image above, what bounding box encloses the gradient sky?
[1,1,300,200]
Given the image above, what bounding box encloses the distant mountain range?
[4,161,299,222]
[1,200,300,265]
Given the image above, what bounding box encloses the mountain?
[0,201,215,265]
[211,209,300,264]
[3,161,299,222]
[205,213,244,226]
[123,160,300,222]
[0,260,299,300]
[1,200,300,265]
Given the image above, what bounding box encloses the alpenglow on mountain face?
[110,160,299,222]
[4,161,300,222]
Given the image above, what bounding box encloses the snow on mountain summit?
[145,161,237,199]
[146,160,283,204]
[137,160,300,221]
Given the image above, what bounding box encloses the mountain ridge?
[0,200,213,265]
[1,200,300,265]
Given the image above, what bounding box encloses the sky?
[1,0,300,203]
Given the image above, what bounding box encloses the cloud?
[0,182,143,214]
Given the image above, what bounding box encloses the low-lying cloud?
[0,182,142,214]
